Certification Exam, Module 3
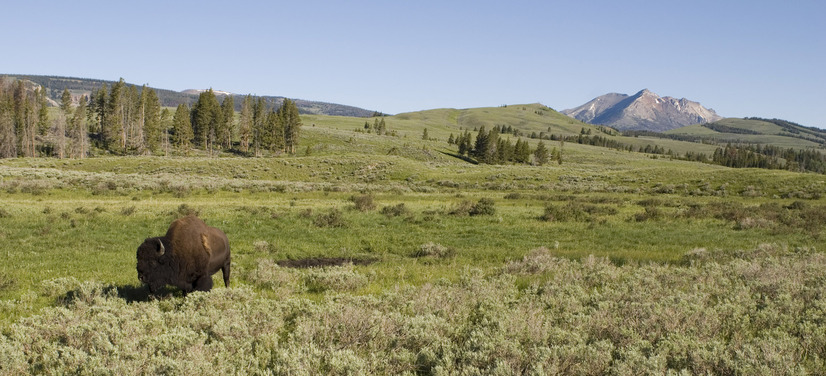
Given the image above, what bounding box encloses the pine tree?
[36,87,49,137]
[422,128,429,140]
[142,87,161,153]
[12,81,25,155]
[192,89,220,149]
[160,108,171,155]
[60,88,73,117]
[172,104,193,151]
[238,95,253,153]
[281,99,302,154]
[252,97,267,156]
[125,84,141,153]
[54,108,67,158]
[0,78,17,158]
[104,79,127,153]
[472,126,488,160]
[90,84,107,136]
[71,96,88,158]
[265,108,284,152]
[219,95,235,150]
[534,140,549,165]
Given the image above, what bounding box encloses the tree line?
[449,126,555,165]
[0,78,301,158]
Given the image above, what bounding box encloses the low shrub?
[314,209,346,228]
[540,202,616,222]
[304,263,368,293]
[413,242,455,259]
[349,194,376,212]
[2,245,826,374]
[247,259,300,295]
[380,203,409,217]
[449,200,475,216]
[253,240,277,253]
[469,198,496,216]
[632,206,663,222]
[171,204,199,218]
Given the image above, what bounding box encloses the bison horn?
[157,239,165,256]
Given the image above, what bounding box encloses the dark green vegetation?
[9,74,375,117]
[2,76,826,373]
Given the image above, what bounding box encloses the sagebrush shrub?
[349,194,376,212]
[248,259,300,295]
[2,244,826,374]
[304,264,367,293]
[413,242,454,259]
[380,203,409,217]
[469,198,496,216]
[313,209,346,228]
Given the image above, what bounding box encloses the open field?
[2,112,826,373]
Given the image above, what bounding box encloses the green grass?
[2,103,826,373]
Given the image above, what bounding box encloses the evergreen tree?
[21,88,36,157]
[142,87,161,153]
[422,128,429,140]
[191,89,220,149]
[53,107,67,158]
[219,95,235,150]
[534,140,549,165]
[172,104,193,151]
[252,97,267,156]
[125,84,142,153]
[281,99,302,154]
[448,133,455,145]
[12,81,25,155]
[36,87,49,137]
[104,79,127,152]
[0,79,17,158]
[472,126,488,160]
[264,108,284,152]
[238,95,253,153]
[69,94,88,158]
[160,108,171,155]
[90,84,107,136]
[378,118,386,135]
[60,88,73,116]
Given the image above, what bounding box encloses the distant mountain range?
[4,75,377,117]
[562,89,723,132]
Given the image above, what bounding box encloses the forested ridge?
[6,75,374,117]
[0,77,302,158]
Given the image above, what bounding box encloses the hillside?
[562,89,722,132]
[5,74,376,117]
[665,117,826,149]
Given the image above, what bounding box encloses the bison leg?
[222,261,231,288]
[194,274,213,292]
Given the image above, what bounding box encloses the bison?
[136,215,231,294]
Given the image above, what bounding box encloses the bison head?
[136,237,172,292]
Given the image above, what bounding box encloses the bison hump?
[201,233,212,256]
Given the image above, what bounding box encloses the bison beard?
[136,215,231,295]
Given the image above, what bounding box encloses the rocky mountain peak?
[561,89,722,132]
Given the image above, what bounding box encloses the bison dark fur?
[137,215,231,294]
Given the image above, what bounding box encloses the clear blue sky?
[4,0,824,128]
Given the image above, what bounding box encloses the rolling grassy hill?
[666,117,826,149]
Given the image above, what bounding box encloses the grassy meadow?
[2,106,826,374]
